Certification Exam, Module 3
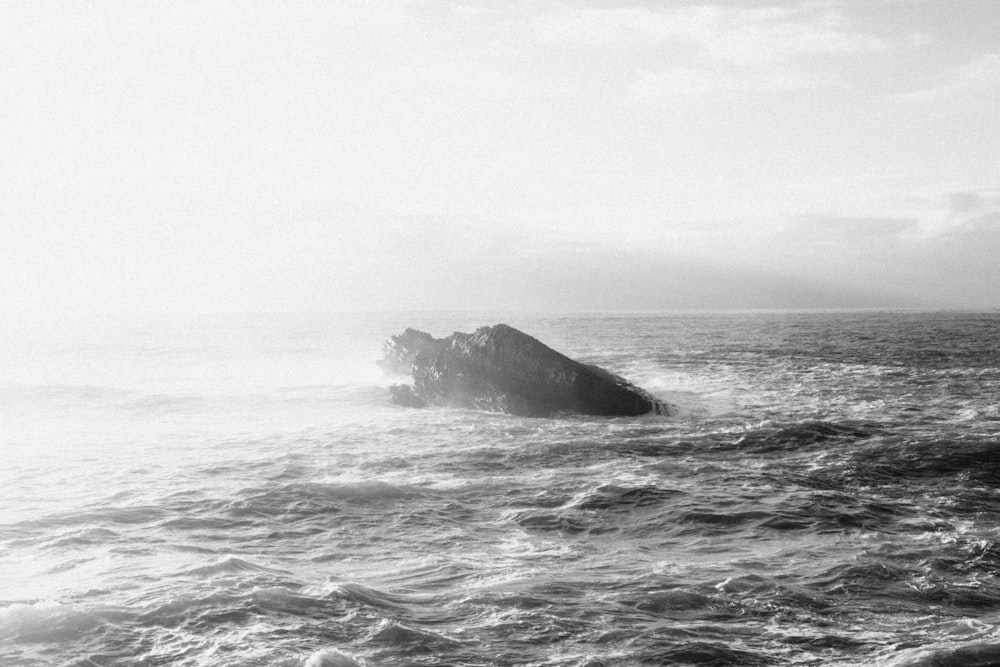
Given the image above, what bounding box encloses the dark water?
[2,311,999,666]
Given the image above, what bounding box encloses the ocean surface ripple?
[2,311,1000,666]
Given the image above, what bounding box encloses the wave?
[369,557,479,591]
[625,588,712,615]
[12,505,169,531]
[895,642,1000,667]
[330,582,409,612]
[44,526,120,548]
[637,640,771,666]
[567,483,682,511]
[225,480,429,521]
[0,383,135,402]
[502,483,685,535]
[120,392,211,415]
[304,649,366,667]
[182,556,290,578]
[366,618,461,649]
[846,436,1000,487]
[731,420,879,452]
[508,510,593,534]
[0,600,106,644]
[136,585,346,630]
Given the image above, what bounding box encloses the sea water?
[2,311,1000,666]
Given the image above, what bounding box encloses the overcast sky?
[2,0,998,314]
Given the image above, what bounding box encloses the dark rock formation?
[379,324,674,417]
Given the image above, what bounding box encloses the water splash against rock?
[379,324,675,417]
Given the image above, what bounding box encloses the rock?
[376,328,439,376]
[378,324,674,417]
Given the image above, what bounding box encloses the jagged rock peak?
[378,324,675,418]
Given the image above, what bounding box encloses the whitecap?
[304,648,366,667]
[0,601,101,643]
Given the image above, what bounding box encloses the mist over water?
[2,311,1000,666]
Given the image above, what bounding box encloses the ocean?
[2,311,999,666]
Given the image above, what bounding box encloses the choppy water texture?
[2,311,1000,666]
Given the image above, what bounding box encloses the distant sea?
[2,311,1000,666]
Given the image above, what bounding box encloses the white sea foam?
[0,601,101,643]
[304,649,366,667]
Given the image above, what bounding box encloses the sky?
[1,0,998,314]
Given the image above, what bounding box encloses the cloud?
[768,187,1000,308]
[521,246,921,310]
[923,189,1000,237]
[947,191,988,214]
[781,215,920,243]
[527,5,886,63]
[522,3,887,98]
[781,188,1000,243]
[895,52,1000,102]
[938,194,1000,249]
[945,190,1000,216]
[628,65,817,99]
